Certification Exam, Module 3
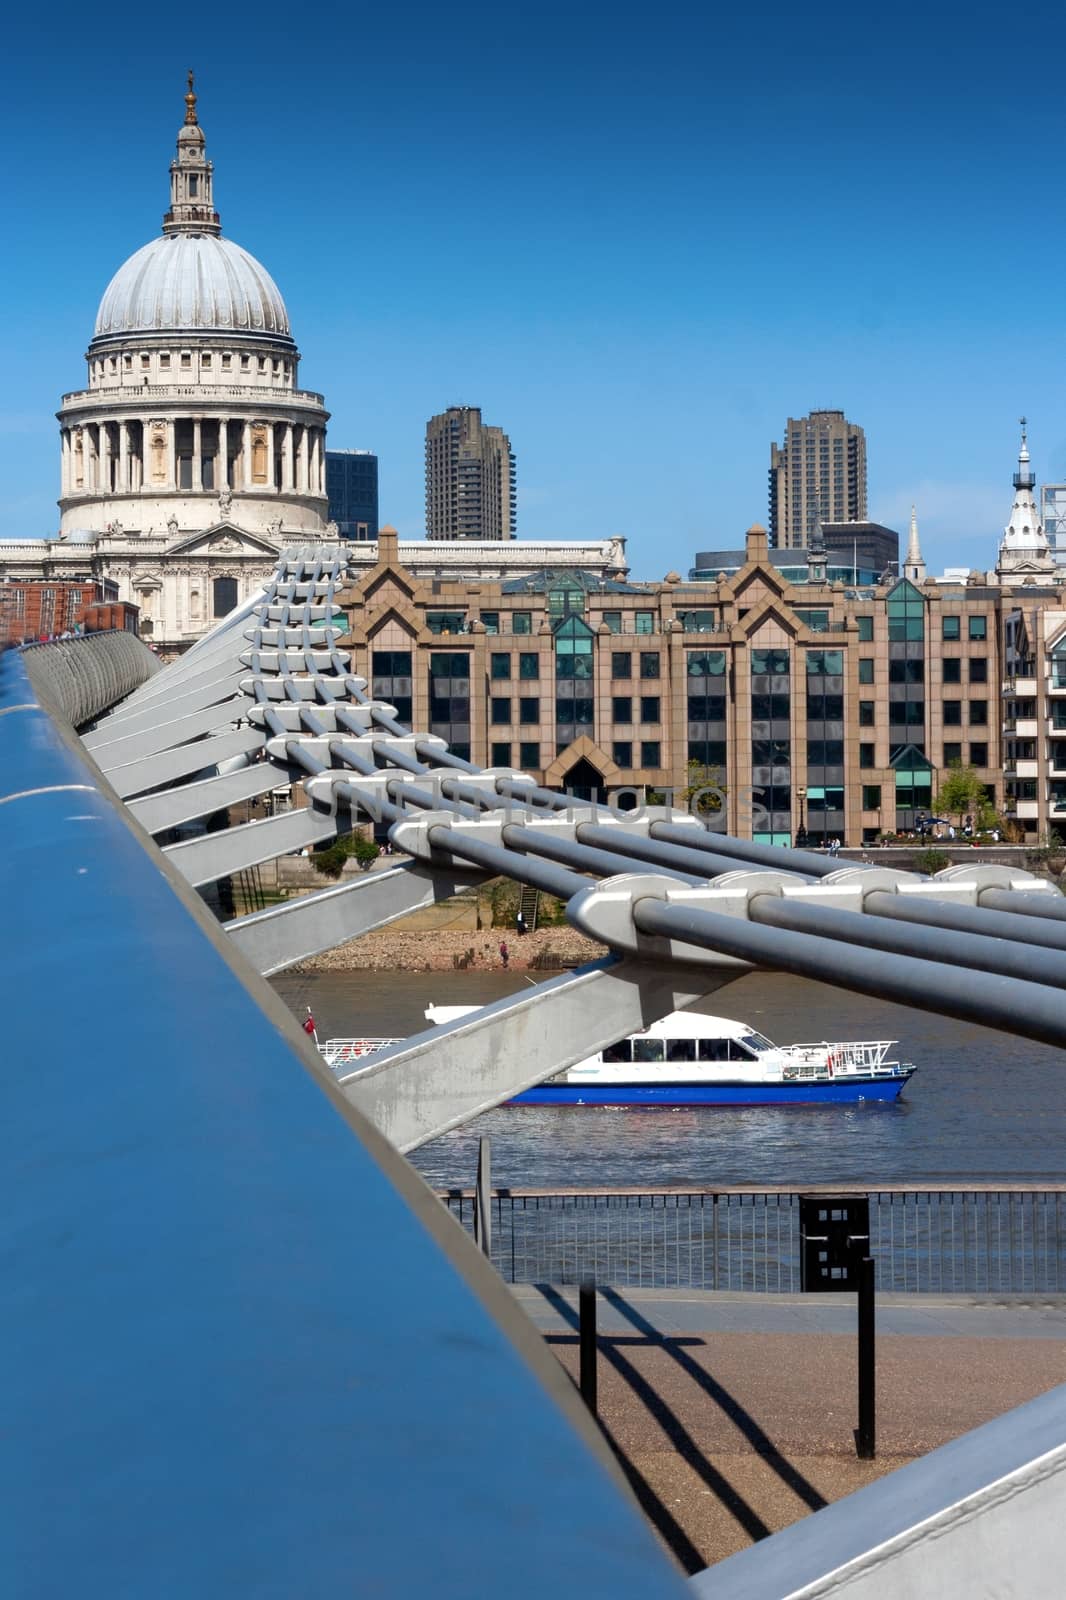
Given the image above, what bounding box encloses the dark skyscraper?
[769,410,867,548]
[326,449,379,540]
[425,407,516,540]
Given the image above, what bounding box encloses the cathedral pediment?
[165,523,282,559]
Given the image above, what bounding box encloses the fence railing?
[438,1188,1066,1295]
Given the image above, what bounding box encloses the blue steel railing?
[0,645,684,1599]
[441,1188,1066,1295]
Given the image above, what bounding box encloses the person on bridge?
[515,910,527,936]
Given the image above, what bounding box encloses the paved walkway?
[512,1287,1066,1573]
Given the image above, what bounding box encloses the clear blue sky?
[5,1,1065,578]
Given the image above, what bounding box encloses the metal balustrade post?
[579,1277,598,1419]
[856,1253,877,1460]
[474,1136,492,1261]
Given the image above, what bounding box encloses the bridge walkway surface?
[514,1286,1066,1575]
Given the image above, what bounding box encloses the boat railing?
[320,1037,403,1067]
[783,1039,905,1075]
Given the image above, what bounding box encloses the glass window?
[640,696,660,723]
[491,742,511,767]
[511,612,532,634]
[212,576,238,617]
[970,700,988,726]
[518,652,539,679]
[480,612,499,634]
[632,1038,665,1062]
[491,697,510,725]
[943,742,962,766]
[687,650,726,677]
[806,650,844,675]
[602,1040,631,1063]
[519,698,539,725]
[860,742,875,769]
[970,743,988,766]
[612,652,632,679]
[943,701,962,725]
[942,616,961,640]
[612,741,632,767]
[698,1038,730,1062]
[795,609,830,633]
[490,652,511,680]
[519,742,539,768]
[859,700,875,727]
[862,785,882,809]
[427,611,465,636]
[641,741,661,767]
[856,616,874,641]
[635,611,654,634]
[612,696,633,723]
[640,652,660,679]
[943,658,961,684]
[969,616,987,641]
[751,648,790,676]
[602,611,622,634]
[969,657,988,684]
[666,1038,696,1061]
[886,579,925,641]
[889,659,924,684]
[858,659,874,684]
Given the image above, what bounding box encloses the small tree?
[681,760,727,819]
[933,763,994,831]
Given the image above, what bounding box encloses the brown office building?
[337,525,1013,845]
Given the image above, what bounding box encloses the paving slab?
[512,1286,1066,1572]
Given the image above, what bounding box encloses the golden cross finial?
[184,69,198,125]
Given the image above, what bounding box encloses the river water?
[271,968,1066,1193]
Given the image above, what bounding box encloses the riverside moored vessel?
[321,1009,915,1107]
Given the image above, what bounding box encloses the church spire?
[996,419,1056,586]
[163,72,220,237]
[904,504,926,584]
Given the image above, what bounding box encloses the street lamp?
[795,784,808,848]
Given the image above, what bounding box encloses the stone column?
[283,422,294,492]
[296,426,307,494]
[219,418,229,488]
[167,420,177,489]
[60,429,70,496]
[98,421,111,496]
[266,421,276,491]
[119,421,129,494]
[192,418,203,491]
[242,420,253,490]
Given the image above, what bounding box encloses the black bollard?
[579,1277,598,1418]
[855,1253,876,1459]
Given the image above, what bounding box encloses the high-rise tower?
[768,410,867,548]
[425,407,516,540]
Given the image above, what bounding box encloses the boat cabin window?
[698,1038,756,1062]
[632,1039,665,1063]
[602,1040,631,1063]
[666,1039,696,1061]
[740,1031,773,1053]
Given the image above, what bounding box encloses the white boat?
[321,1008,915,1107]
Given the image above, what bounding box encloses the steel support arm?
[128,760,291,835]
[337,957,742,1152]
[979,887,1066,923]
[105,726,266,799]
[225,861,486,976]
[164,805,340,887]
[92,694,252,769]
[627,897,1066,1049]
[865,889,1066,953]
[749,892,1066,990]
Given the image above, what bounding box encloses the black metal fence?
[439,1188,1066,1294]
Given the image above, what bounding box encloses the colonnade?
[60,416,327,500]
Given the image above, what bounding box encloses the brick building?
[0,578,132,646]
[337,526,1018,845]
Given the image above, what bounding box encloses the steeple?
[996,419,1056,586]
[904,504,926,584]
[163,72,221,237]
[806,514,828,583]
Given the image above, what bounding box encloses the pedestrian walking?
[515,910,527,936]
[499,940,509,969]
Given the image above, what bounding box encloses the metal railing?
[439,1187,1066,1295]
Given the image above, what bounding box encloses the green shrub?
[914,848,951,876]
[312,832,380,879]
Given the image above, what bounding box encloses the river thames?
[272,968,1066,1193]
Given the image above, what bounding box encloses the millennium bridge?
[5,543,1066,1596]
